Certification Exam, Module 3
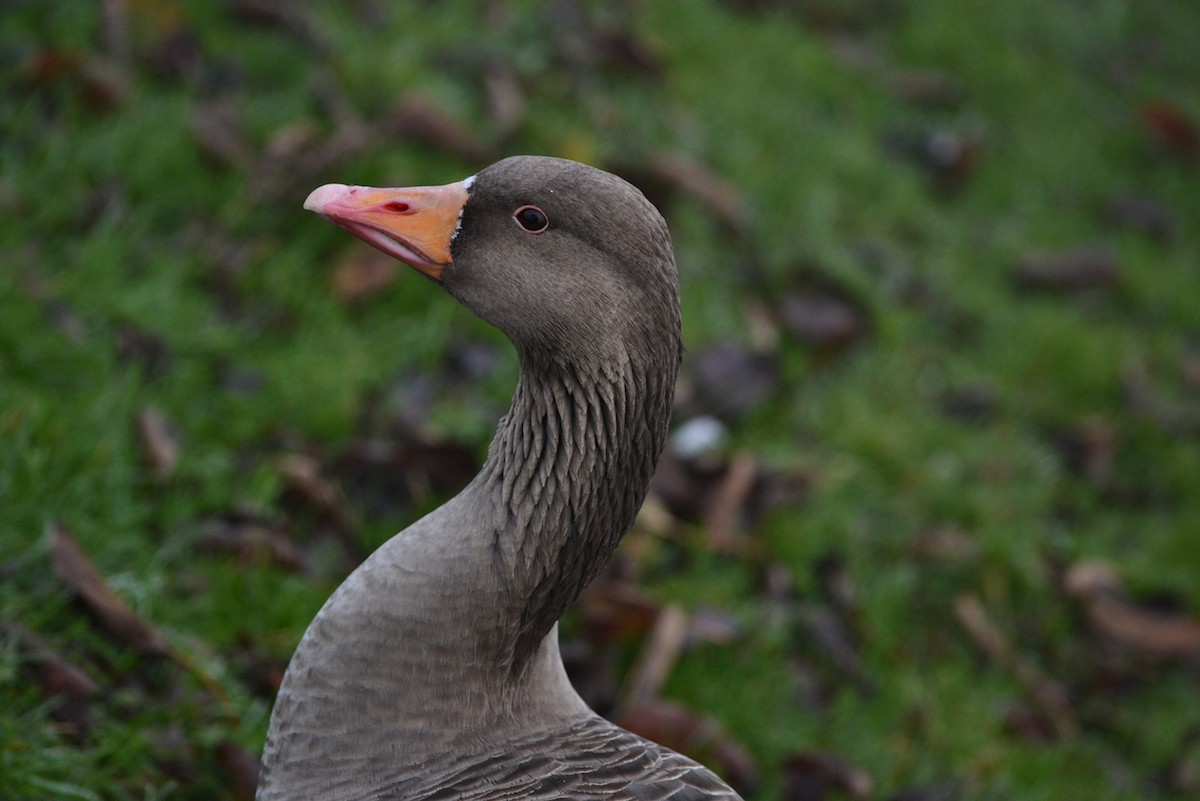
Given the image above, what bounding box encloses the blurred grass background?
[2,0,1199,799]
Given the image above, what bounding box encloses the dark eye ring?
[513,205,549,233]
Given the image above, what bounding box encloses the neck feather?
[480,338,678,674]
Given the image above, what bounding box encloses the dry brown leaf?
[778,292,869,352]
[580,581,661,645]
[704,451,758,552]
[216,741,260,800]
[48,522,170,658]
[190,100,252,169]
[780,750,873,801]
[621,604,689,708]
[483,60,526,139]
[384,92,492,164]
[886,68,964,108]
[6,623,99,740]
[276,453,355,533]
[953,594,1077,738]
[883,126,981,193]
[230,0,324,50]
[136,406,179,479]
[1104,193,1175,241]
[938,384,999,424]
[1183,350,1200,390]
[690,344,780,422]
[330,247,400,304]
[24,50,132,112]
[1122,359,1200,436]
[201,517,306,572]
[797,601,870,692]
[1013,247,1121,292]
[685,608,743,648]
[332,439,479,521]
[910,525,979,563]
[1065,560,1200,658]
[1048,416,1115,486]
[560,639,619,716]
[1141,100,1200,161]
[645,153,752,236]
[649,450,724,524]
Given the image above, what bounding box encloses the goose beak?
[304,181,471,283]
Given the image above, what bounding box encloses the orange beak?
[304,180,471,282]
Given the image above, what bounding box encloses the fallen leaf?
[136,406,180,479]
[651,446,808,537]
[704,451,758,552]
[24,50,132,112]
[617,700,759,795]
[560,639,619,716]
[141,26,204,82]
[780,750,873,801]
[1104,193,1175,242]
[200,515,306,572]
[216,741,260,800]
[482,59,526,139]
[232,638,289,698]
[189,100,252,169]
[1165,731,1200,796]
[886,784,962,801]
[796,601,871,693]
[642,153,752,236]
[47,299,89,344]
[690,343,780,422]
[1003,701,1059,745]
[685,607,743,647]
[1182,350,1200,391]
[938,384,999,425]
[542,0,663,77]
[1122,359,1200,436]
[443,339,506,385]
[1141,100,1200,161]
[5,623,99,741]
[1013,247,1121,292]
[48,523,170,658]
[909,525,979,563]
[230,0,325,49]
[777,291,869,353]
[249,121,369,204]
[330,246,399,304]
[580,580,661,645]
[621,604,689,708]
[649,450,725,523]
[1047,416,1115,487]
[886,68,964,108]
[332,439,479,520]
[953,593,1077,738]
[152,725,200,785]
[309,67,369,131]
[1065,560,1200,658]
[384,91,493,165]
[883,126,981,193]
[814,553,860,623]
[591,27,664,77]
[276,453,356,533]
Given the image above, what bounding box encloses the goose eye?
[513,205,549,233]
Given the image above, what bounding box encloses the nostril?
[383,201,410,213]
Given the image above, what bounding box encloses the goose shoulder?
[376,715,740,801]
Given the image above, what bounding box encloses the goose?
[257,155,742,801]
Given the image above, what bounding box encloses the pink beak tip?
[304,183,352,214]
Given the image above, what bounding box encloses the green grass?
[3,0,1200,799]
